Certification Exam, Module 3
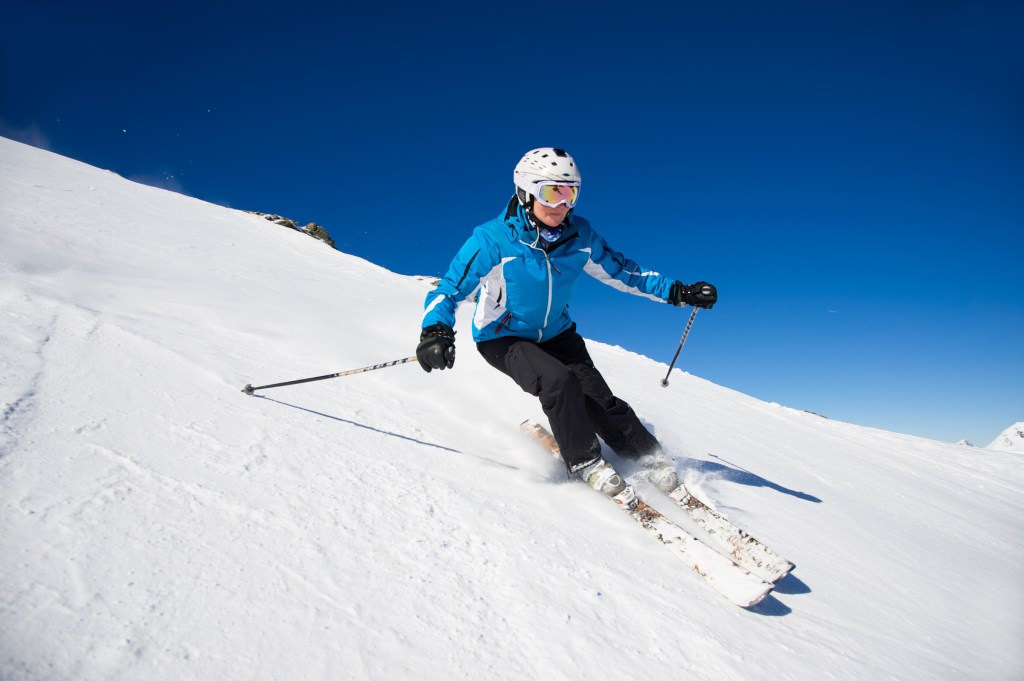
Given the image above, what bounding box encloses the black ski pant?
[477,325,662,472]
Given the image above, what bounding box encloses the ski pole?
[660,307,699,387]
[242,356,418,395]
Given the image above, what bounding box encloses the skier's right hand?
[416,323,456,372]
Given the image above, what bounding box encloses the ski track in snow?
[1,136,1022,681]
[0,294,56,461]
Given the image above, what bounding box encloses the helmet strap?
[515,186,532,207]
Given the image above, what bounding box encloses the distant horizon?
[2,0,1021,446]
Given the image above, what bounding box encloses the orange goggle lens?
[534,183,580,208]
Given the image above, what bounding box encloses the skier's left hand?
[669,281,717,309]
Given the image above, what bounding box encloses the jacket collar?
[502,196,574,242]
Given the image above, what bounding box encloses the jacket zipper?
[519,228,574,343]
[540,251,553,341]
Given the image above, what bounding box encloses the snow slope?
[988,422,1024,454]
[1,136,1021,681]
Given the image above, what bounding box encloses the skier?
[416,148,717,499]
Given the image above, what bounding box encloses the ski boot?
[637,453,679,494]
[649,463,679,494]
[578,458,626,497]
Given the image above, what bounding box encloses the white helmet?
[513,147,580,205]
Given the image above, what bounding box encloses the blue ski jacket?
[422,199,678,343]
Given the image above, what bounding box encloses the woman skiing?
[416,147,717,499]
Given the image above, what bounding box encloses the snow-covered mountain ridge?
[987,422,1024,454]
[1,136,1021,681]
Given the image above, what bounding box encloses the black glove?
[669,281,717,309]
[416,323,456,372]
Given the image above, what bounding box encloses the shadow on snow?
[682,451,823,504]
[257,396,461,454]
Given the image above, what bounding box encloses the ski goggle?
[533,182,580,208]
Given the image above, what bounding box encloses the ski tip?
[773,562,797,583]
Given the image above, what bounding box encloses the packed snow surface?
[1,137,1022,680]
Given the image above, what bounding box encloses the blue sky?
[2,0,1021,445]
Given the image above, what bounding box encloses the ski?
[662,484,794,583]
[520,420,774,607]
